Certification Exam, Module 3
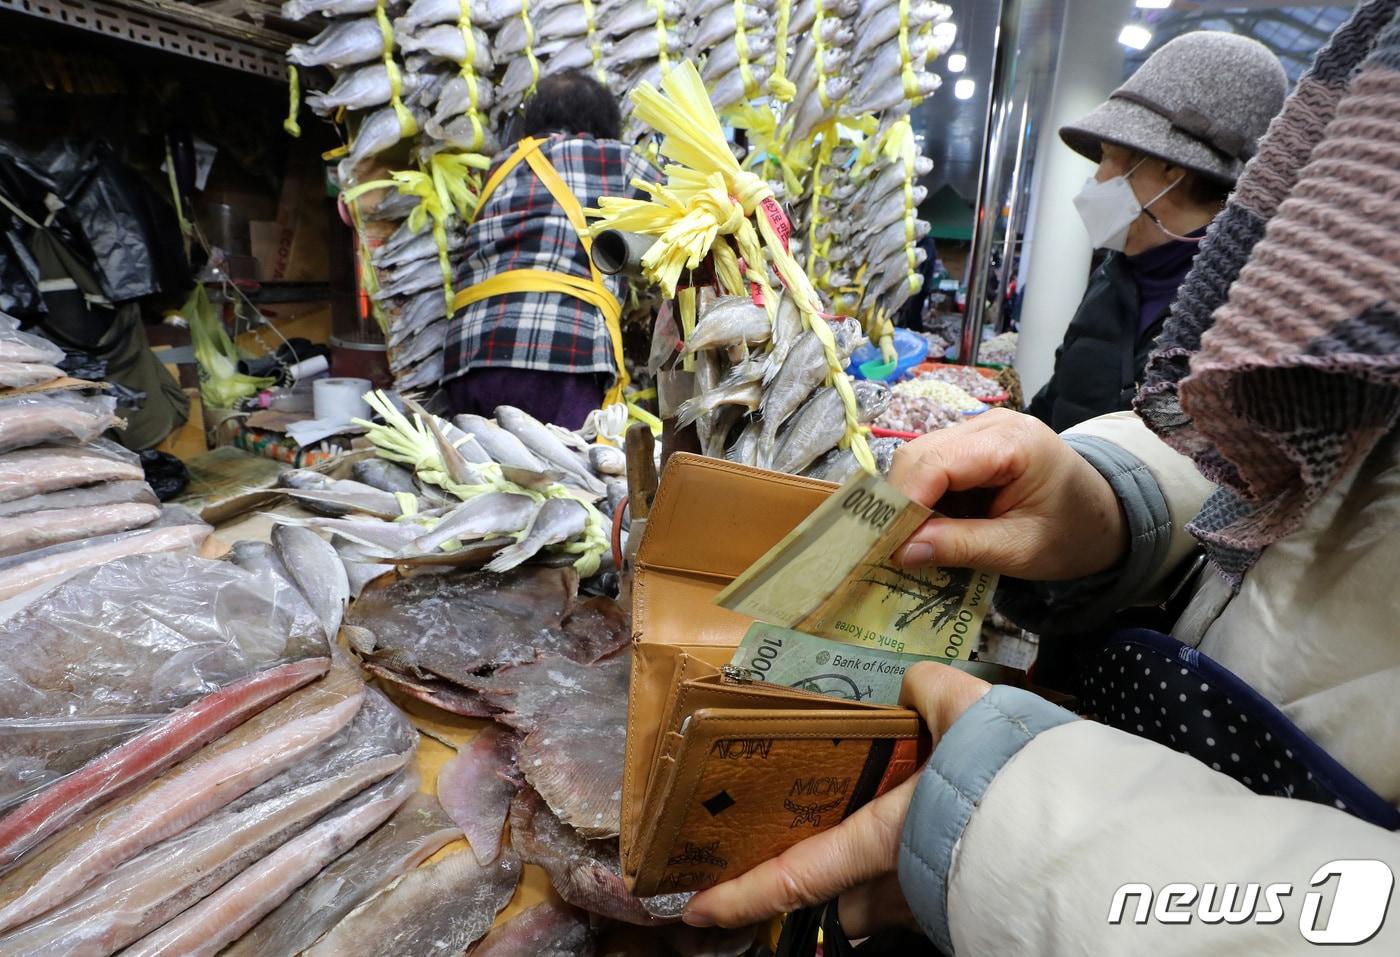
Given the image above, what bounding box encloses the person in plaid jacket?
[441,72,656,428]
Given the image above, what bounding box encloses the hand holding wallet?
[623,456,933,896]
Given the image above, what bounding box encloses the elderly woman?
[1027,32,1286,433]
[683,5,1400,953]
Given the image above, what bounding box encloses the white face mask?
[1072,158,1186,252]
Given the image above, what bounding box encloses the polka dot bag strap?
[1079,628,1400,830]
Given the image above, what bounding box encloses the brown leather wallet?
[624,454,929,895]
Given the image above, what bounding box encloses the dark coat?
[1026,254,1167,433]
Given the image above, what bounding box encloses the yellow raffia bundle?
[587,61,876,474]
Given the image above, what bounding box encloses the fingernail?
[682,911,714,928]
[899,542,933,566]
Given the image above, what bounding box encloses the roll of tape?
[286,354,329,383]
[313,377,372,424]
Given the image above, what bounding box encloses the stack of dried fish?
[0,316,210,604]
[673,292,899,480]
[262,396,626,583]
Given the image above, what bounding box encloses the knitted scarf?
[1136,0,1400,584]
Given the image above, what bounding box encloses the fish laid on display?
[351,459,421,495]
[372,257,447,303]
[510,787,681,925]
[724,418,761,467]
[372,231,462,270]
[279,0,376,19]
[411,492,538,555]
[689,4,771,51]
[683,296,771,355]
[850,0,946,63]
[758,318,865,459]
[0,693,412,957]
[306,65,429,117]
[770,381,888,476]
[332,537,392,599]
[429,74,497,128]
[605,0,681,36]
[868,435,905,474]
[701,34,774,84]
[0,480,156,520]
[339,105,429,185]
[389,322,448,378]
[277,470,407,520]
[0,445,143,502]
[121,770,418,957]
[273,525,350,643]
[850,71,941,114]
[435,725,519,865]
[468,651,628,838]
[602,27,683,71]
[0,521,210,603]
[0,663,359,931]
[346,565,628,685]
[397,24,494,71]
[587,444,625,477]
[0,363,61,389]
[495,405,604,493]
[0,329,61,365]
[394,0,465,33]
[305,848,521,957]
[286,18,387,69]
[483,497,588,573]
[805,446,861,484]
[470,900,594,957]
[224,793,460,957]
[359,659,497,717]
[674,379,763,430]
[389,351,444,392]
[0,395,121,455]
[0,657,328,882]
[0,502,159,559]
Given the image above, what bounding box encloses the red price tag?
[759,197,791,251]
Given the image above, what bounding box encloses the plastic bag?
[0,689,414,956]
[0,552,329,811]
[0,326,63,365]
[0,479,157,519]
[0,228,43,319]
[0,509,211,603]
[0,440,144,502]
[139,449,189,501]
[0,393,122,455]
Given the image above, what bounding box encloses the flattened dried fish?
[346,565,627,685]
[305,847,521,956]
[468,651,627,837]
[511,787,675,926]
[470,901,593,957]
[436,725,518,865]
[273,525,350,643]
[224,792,459,957]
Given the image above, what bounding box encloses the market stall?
[0,0,1057,953]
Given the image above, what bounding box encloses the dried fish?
[304,847,521,957]
[436,725,519,865]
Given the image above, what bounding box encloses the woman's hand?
[681,663,992,934]
[889,409,1128,580]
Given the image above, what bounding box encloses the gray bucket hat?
[1060,31,1288,184]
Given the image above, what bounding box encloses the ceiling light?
[1118,24,1153,50]
[954,78,976,100]
[1135,0,1171,8]
[946,53,967,73]
[932,21,957,45]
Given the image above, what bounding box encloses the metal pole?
[958,0,1025,365]
[990,97,1034,333]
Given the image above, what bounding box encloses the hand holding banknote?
[682,661,991,933]
[889,409,1129,580]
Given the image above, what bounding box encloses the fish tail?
[483,542,531,573]
[673,394,710,430]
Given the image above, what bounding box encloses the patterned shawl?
[1136,0,1400,583]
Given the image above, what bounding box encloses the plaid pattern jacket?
[442,134,656,383]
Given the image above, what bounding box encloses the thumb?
[682,775,919,928]
[894,514,1035,574]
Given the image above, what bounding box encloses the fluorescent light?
[1135,0,1171,8]
[931,21,957,46]
[946,53,967,73]
[954,78,976,100]
[1118,24,1153,49]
